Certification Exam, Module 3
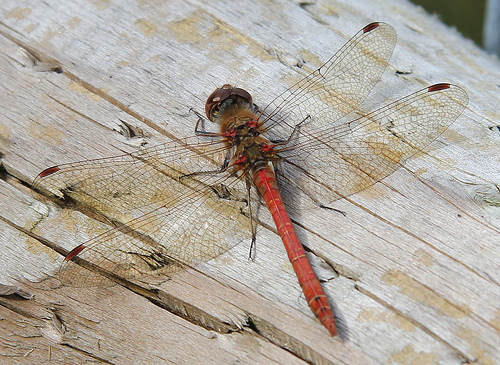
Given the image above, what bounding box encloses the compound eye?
[231,88,252,105]
[205,86,232,120]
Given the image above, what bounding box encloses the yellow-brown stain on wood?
[357,308,416,332]
[413,249,434,268]
[67,16,82,29]
[25,235,59,260]
[439,124,467,146]
[68,81,102,101]
[135,18,158,38]
[90,0,111,11]
[118,60,131,68]
[412,167,429,178]
[320,3,343,17]
[55,209,119,245]
[168,14,203,44]
[210,20,275,62]
[24,22,38,33]
[355,182,389,200]
[387,344,441,365]
[0,123,12,142]
[6,7,31,20]
[383,269,472,318]
[299,49,323,72]
[165,12,274,66]
[491,308,500,333]
[58,210,83,236]
[455,325,496,365]
[28,118,66,145]
[281,259,293,272]
[41,27,65,46]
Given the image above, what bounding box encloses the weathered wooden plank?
[1,0,499,364]
[0,179,320,364]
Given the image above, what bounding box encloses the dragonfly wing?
[33,136,230,222]
[261,22,397,140]
[277,84,469,207]
[57,171,251,287]
[33,136,253,286]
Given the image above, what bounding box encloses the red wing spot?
[66,244,86,261]
[39,166,60,178]
[428,83,451,92]
[363,22,380,33]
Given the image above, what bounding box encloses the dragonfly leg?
[179,154,232,180]
[179,168,224,180]
[319,204,347,217]
[270,115,311,145]
[274,164,346,216]
[251,103,260,115]
[246,178,257,260]
[190,108,220,136]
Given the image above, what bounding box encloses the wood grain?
[1,0,499,364]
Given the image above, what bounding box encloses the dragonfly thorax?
[206,85,276,171]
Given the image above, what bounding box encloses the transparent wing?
[260,22,397,139]
[58,174,252,287]
[33,136,253,286]
[276,84,469,207]
[33,136,230,220]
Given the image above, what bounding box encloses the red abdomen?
[252,166,338,336]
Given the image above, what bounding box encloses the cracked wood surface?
[1,0,499,364]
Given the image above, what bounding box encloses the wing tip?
[363,22,380,33]
[66,244,86,261]
[38,166,61,178]
[428,83,451,92]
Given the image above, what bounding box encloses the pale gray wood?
[1,0,499,364]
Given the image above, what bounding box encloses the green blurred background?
[410,0,486,47]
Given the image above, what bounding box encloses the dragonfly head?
[205,84,253,123]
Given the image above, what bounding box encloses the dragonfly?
[33,22,468,337]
